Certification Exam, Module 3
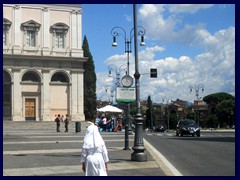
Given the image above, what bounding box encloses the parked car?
[155,125,166,132]
[176,119,200,137]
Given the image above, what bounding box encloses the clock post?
[111,22,146,148]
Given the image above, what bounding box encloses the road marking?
[3,161,159,176]
[3,138,134,145]
[3,147,125,155]
[143,138,183,176]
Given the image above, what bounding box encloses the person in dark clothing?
[64,114,70,132]
[55,114,61,132]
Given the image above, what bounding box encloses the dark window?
[22,72,40,82]
[51,73,68,83]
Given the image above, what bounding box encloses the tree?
[186,111,196,120]
[203,92,235,128]
[146,96,154,129]
[216,99,235,128]
[82,36,97,121]
[203,92,234,104]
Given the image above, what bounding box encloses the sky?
[81,4,235,104]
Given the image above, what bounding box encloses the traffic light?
[150,68,157,78]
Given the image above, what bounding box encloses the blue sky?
[81,4,235,103]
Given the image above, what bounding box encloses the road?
[143,131,235,176]
[3,122,165,176]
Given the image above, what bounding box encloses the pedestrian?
[106,117,112,132]
[81,121,109,176]
[61,115,64,122]
[101,116,107,131]
[55,114,61,132]
[64,114,70,132]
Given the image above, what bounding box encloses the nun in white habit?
[80,121,109,176]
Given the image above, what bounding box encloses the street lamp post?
[189,84,205,126]
[131,4,147,162]
[108,64,127,106]
[162,97,171,132]
[111,25,145,136]
[108,64,127,88]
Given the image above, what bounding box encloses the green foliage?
[145,96,151,128]
[146,95,154,129]
[186,112,196,120]
[169,114,178,129]
[203,92,235,128]
[207,115,218,128]
[82,35,97,120]
[216,99,235,127]
[203,92,234,104]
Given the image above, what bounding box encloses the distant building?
[3,4,87,121]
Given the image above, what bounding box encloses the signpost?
[116,87,136,103]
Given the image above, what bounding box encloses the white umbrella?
[97,105,123,113]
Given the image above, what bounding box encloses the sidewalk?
[3,121,168,176]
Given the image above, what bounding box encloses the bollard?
[75,121,81,133]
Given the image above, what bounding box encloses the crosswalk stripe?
[3,147,125,155]
[3,161,159,176]
[3,138,134,145]
[3,133,127,137]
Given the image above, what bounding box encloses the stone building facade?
[3,4,87,121]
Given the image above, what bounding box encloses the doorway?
[25,98,36,120]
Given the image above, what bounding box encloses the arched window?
[22,71,40,82]
[3,70,12,117]
[3,70,11,83]
[51,72,68,83]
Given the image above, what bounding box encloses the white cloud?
[139,27,234,102]
[168,4,214,14]
[96,4,235,104]
[138,4,215,45]
[139,46,165,61]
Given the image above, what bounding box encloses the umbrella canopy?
[97,105,123,113]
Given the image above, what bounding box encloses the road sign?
[116,87,136,103]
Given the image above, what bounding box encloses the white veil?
[82,124,105,149]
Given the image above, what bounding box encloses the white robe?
[81,124,109,176]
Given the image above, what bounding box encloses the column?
[71,70,85,121]
[41,7,50,55]
[12,5,21,54]
[70,9,83,57]
[12,68,24,121]
[41,69,51,121]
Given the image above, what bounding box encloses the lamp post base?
[128,130,133,135]
[123,124,130,150]
[131,151,147,162]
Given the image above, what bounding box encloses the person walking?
[55,114,61,132]
[80,121,109,176]
[64,114,70,132]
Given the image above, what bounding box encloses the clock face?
[121,75,133,87]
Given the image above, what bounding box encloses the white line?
[3,161,159,176]
[3,139,134,144]
[143,138,183,176]
[3,147,124,155]
[3,134,127,138]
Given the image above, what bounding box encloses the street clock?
[121,75,133,87]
